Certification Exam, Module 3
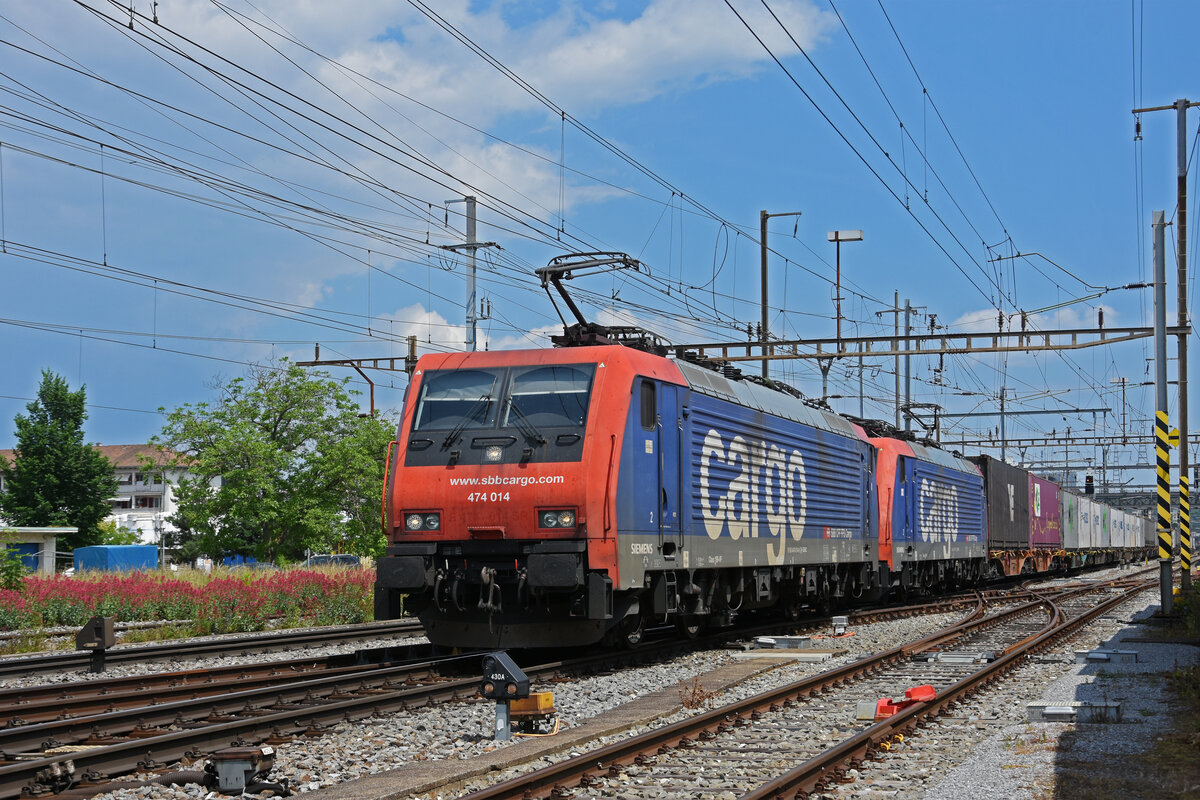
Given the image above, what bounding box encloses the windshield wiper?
[506,398,547,446]
[442,393,493,449]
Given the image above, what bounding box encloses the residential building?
[0,444,218,546]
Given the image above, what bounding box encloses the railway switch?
[481,651,530,741]
[858,684,938,721]
[75,616,115,673]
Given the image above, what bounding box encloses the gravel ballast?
[6,567,1191,800]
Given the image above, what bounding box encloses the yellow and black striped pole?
[1182,474,1193,584]
[1156,410,1174,613]
[1157,411,1173,558]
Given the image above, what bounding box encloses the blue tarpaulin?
[74,545,158,572]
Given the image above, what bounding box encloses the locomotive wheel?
[781,596,804,622]
[675,616,705,639]
[615,612,645,649]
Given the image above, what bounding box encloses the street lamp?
[827,229,863,343]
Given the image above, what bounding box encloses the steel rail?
[0,595,971,757]
[741,578,1154,799]
[454,594,1081,800]
[455,582,1137,800]
[0,595,993,799]
[0,619,423,680]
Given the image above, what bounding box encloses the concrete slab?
[1073,648,1138,664]
[755,635,812,649]
[1026,701,1123,723]
[730,648,844,662]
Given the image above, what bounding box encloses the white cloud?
[380,302,557,353]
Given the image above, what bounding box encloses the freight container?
[1079,497,1102,550]
[1060,491,1083,550]
[1028,473,1062,549]
[1097,505,1110,549]
[969,455,1030,549]
[1113,511,1130,549]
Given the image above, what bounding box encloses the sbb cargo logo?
[917,478,961,543]
[698,429,807,565]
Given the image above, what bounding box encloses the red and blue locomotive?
[373,255,1148,648]
[374,342,987,648]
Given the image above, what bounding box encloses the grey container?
[970,455,1031,550]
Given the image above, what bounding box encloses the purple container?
[1028,474,1062,549]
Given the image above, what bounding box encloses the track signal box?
[481,651,529,700]
[75,616,115,651]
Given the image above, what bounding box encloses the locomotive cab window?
[640,381,656,430]
[412,369,500,431]
[504,364,596,429]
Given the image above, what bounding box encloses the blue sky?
[1,0,1196,486]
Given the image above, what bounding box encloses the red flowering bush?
[194,577,269,633]
[0,569,375,633]
[0,589,32,629]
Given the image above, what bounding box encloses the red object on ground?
[875,698,899,719]
[873,685,938,720]
[904,684,937,703]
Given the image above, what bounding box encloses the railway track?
[452,577,1153,799]
[0,572,1151,799]
[0,619,425,681]
[0,596,990,799]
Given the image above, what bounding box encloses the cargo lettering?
[918,479,960,543]
[698,429,806,565]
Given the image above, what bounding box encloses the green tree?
[154,359,394,562]
[0,372,117,550]
[97,519,142,545]
[0,535,29,591]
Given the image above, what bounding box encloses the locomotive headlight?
[538,509,578,529]
[424,513,441,530]
[484,445,504,462]
[405,513,424,531]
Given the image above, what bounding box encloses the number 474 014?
[467,491,511,502]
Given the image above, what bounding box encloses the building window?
[135,496,162,509]
[111,497,133,510]
[117,471,134,485]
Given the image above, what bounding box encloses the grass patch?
[117,623,197,644]
[0,629,49,655]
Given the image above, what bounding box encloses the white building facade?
[1,445,217,546]
[97,445,208,545]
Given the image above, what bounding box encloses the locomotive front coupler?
[478,566,503,614]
